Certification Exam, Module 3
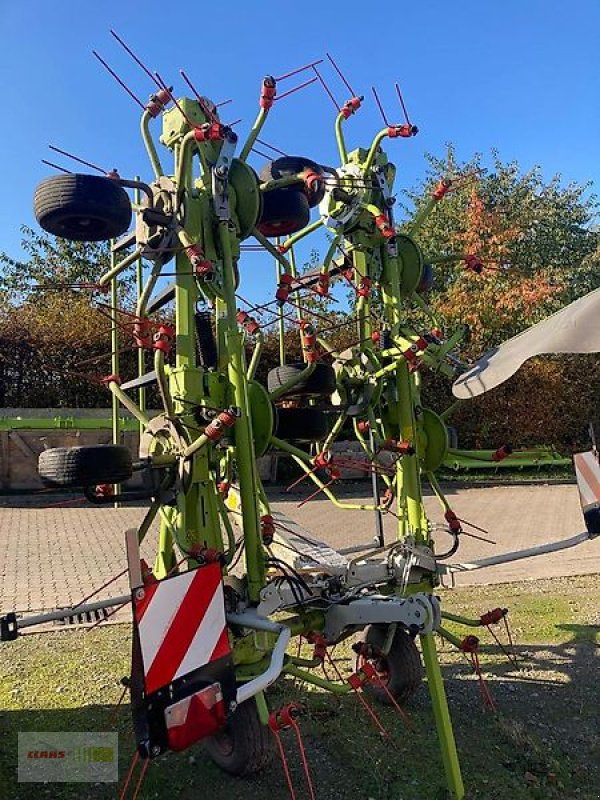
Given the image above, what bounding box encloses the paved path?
[0,483,597,614]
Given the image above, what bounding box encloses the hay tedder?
[3,36,600,800]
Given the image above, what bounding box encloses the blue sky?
[1,1,598,301]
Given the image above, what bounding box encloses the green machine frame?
[19,52,561,800]
[85,75,468,796]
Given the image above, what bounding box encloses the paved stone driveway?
[0,482,597,614]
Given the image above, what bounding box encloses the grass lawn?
[1,574,599,800]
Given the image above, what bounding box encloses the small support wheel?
[362,624,424,706]
[204,698,275,776]
[259,156,326,207]
[256,187,310,237]
[34,173,132,241]
[268,362,336,398]
[274,407,330,443]
[38,444,133,488]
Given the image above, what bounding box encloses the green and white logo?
[18,732,118,783]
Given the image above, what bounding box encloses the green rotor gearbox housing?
[228,159,263,240]
[247,380,274,457]
[381,233,424,295]
[418,408,449,472]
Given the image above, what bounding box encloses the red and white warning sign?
[134,562,231,695]
[574,450,600,535]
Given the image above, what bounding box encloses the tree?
[402,147,600,450]
[0,293,112,406]
[0,225,112,297]
[403,147,600,355]
[0,227,137,407]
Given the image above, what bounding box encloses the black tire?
[34,173,132,241]
[268,362,336,398]
[256,188,310,237]
[274,407,329,443]
[38,445,133,488]
[363,625,424,706]
[417,262,434,293]
[204,698,274,776]
[259,156,326,207]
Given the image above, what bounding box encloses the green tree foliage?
[0,227,137,407]
[0,293,116,406]
[404,147,600,449]
[402,147,600,355]
[0,225,111,297]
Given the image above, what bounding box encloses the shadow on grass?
[0,696,402,800]
[438,624,600,799]
[2,628,600,800]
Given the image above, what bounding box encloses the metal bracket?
[0,597,130,638]
[211,133,238,220]
[126,527,143,590]
[323,592,441,642]
[440,531,591,575]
